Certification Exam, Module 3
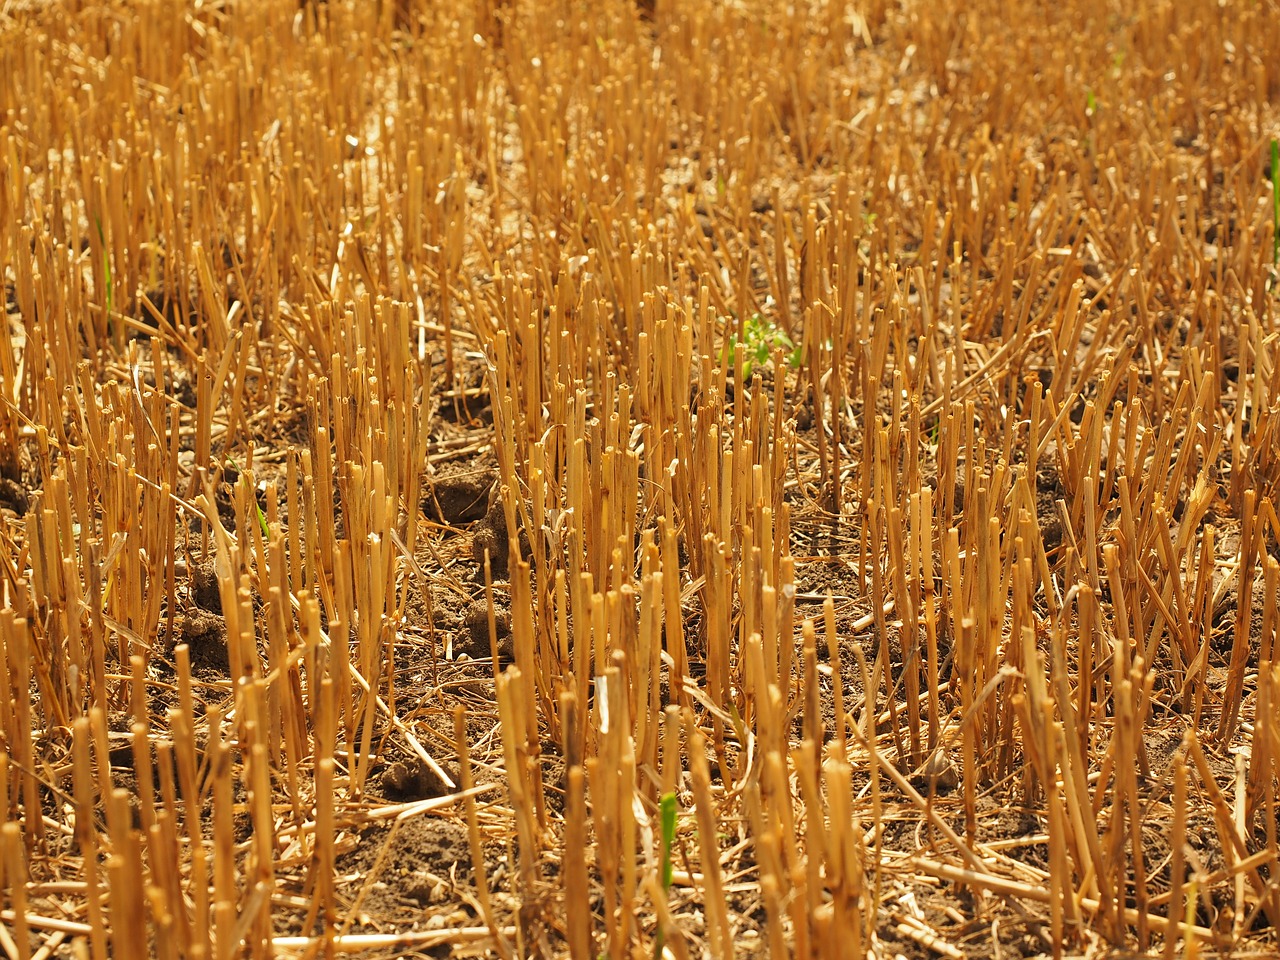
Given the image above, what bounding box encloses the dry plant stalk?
[0,0,1279,957]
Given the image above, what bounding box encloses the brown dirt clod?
[422,468,496,525]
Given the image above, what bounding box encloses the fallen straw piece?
[270,926,517,953]
[893,913,964,960]
[0,910,94,936]
[384,783,499,822]
[909,858,1226,947]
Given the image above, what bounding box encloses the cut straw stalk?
[270,928,518,952]
[911,858,1225,948]
[3,2,1280,957]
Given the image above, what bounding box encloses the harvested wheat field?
[2,0,1280,957]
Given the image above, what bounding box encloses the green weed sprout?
[660,792,677,890]
[722,313,801,380]
[655,792,678,960]
[226,457,271,538]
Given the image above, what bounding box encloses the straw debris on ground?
[1,0,1280,958]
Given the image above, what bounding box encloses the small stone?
[911,750,959,792]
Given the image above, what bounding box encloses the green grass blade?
[660,792,677,891]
